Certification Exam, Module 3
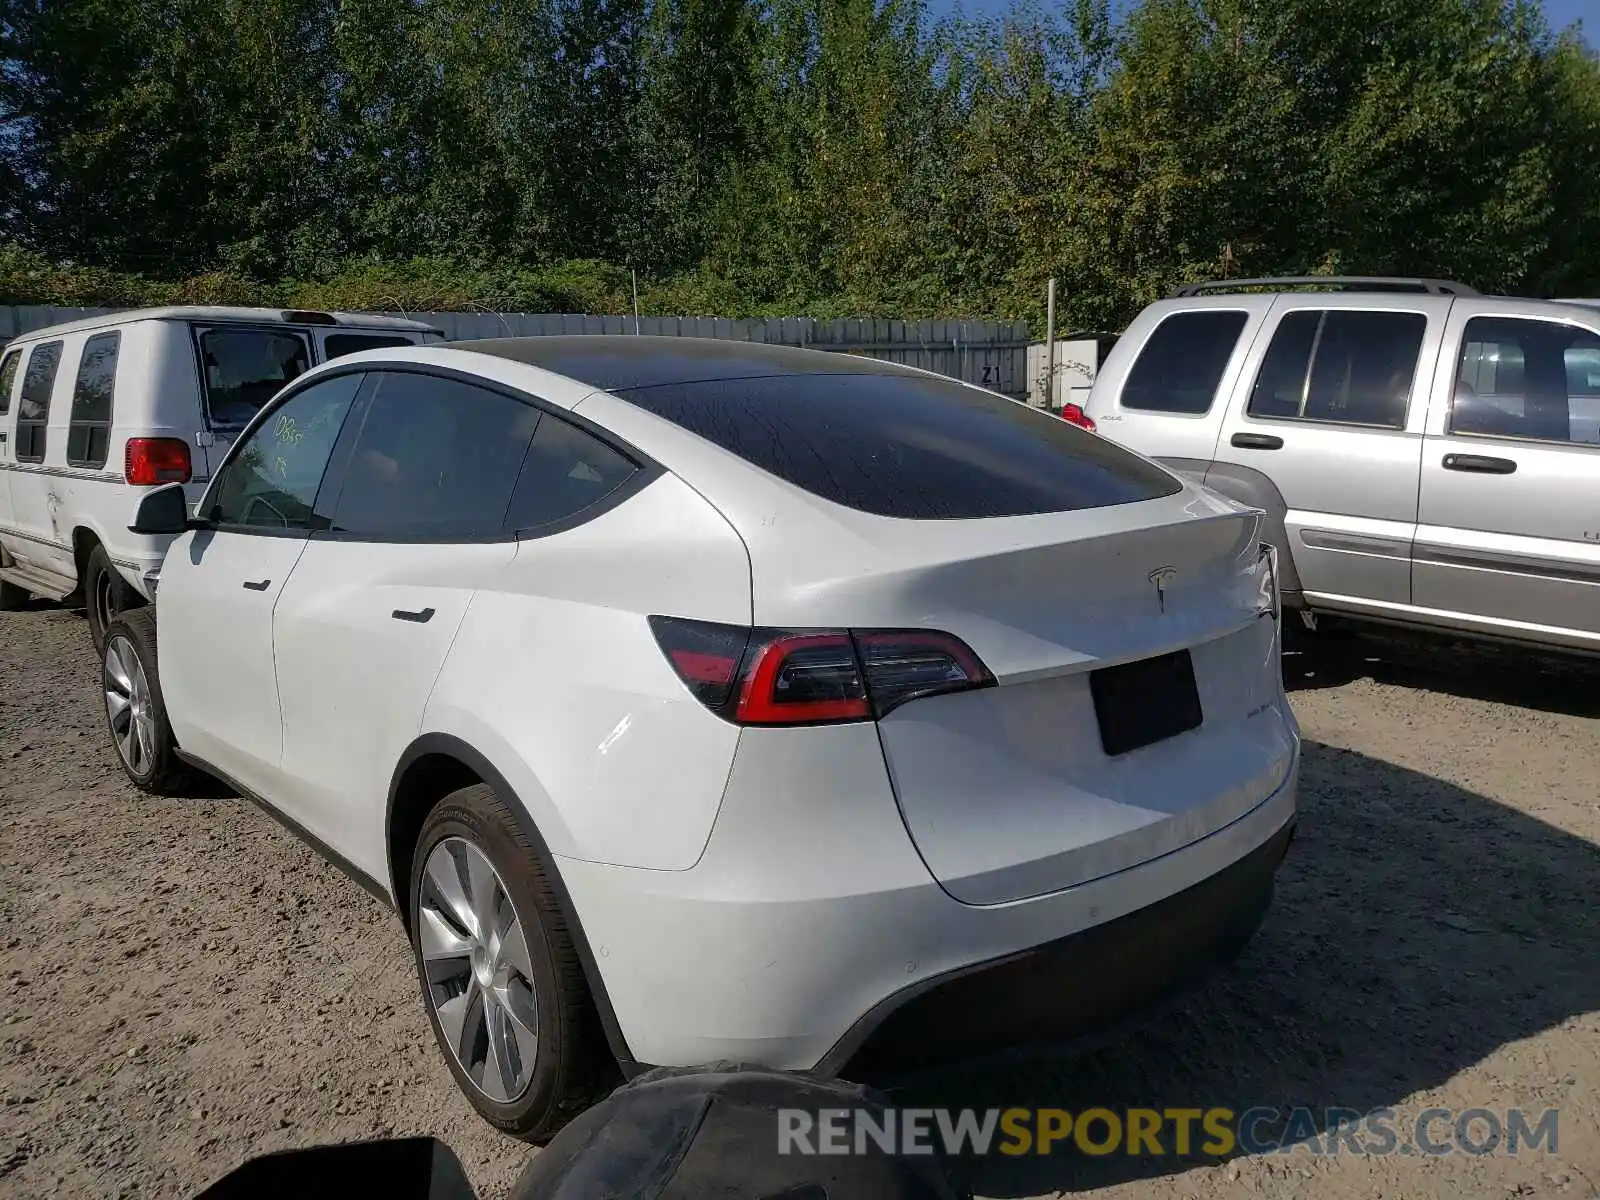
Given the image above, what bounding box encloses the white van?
[0,306,443,649]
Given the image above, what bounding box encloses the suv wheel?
[409,784,613,1141]
[86,544,139,655]
[101,609,193,794]
[0,577,27,610]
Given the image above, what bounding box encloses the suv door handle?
[1231,432,1284,450]
[1443,453,1517,475]
[391,607,435,624]
[242,579,271,591]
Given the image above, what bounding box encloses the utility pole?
[1044,277,1057,409]
[631,270,641,334]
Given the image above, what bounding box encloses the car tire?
[0,577,27,610]
[409,784,615,1142]
[86,543,141,655]
[100,608,194,795]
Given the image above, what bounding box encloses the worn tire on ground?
[409,783,616,1142]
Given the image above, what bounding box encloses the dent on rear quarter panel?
[420,472,754,871]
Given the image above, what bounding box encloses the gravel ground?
[1,602,1596,1199]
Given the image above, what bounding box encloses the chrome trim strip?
[1298,529,1411,559]
[0,462,123,483]
[1411,543,1600,585]
[0,524,69,552]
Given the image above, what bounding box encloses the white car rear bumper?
[555,721,1299,1074]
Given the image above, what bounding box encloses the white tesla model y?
[104,336,1299,1138]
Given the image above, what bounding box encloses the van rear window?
[198,327,311,426]
[325,333,417,360]
[619,372,1180,519]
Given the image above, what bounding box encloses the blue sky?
[1544,0,1595,44]
[935,0,1595,48]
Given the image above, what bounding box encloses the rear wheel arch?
[71,526,101,603]
[1188,461,1306,604]
[385,732,643,1074]
[77,526,146,651]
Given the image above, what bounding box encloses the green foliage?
[1,0,1596,326]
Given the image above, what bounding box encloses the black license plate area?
[1090,649,1203,757]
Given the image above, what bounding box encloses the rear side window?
[1452,316,1600,445]
[1248,310,1425,429]
[67,331,119,469]
[16,340,63,463]
[324,333,417,360]
[1120,311,1249,414]
[506,412,639,532]
[621,373,1181,519]
[0,349,19,416]
[328,371,542,540]
[198,327,312,427]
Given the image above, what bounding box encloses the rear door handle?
[242,579,271,591]
[391,607,435,624]
[1231,432,1284,450]
[1443,453,1517,475]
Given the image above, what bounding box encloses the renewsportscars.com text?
[777,1106,1560,1159]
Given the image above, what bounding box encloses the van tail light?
[1059,403,1097,432]
[125,438,192,486]
[648,616,995,725]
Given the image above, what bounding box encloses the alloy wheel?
[103,636,155,776]
[418,836,540,1103]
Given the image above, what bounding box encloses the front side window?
[211,373,363,530]
[1451,317,1600,445]
[198,327,312,427]
[1247,310,1425,429]
[1120,310,1249,415]
[67,332,120,469]
[16,340,63,463]
[621,372,1181,519]
[327,372,542,540]
[0,349,19,417]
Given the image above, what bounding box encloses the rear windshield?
[619,373,1181,519]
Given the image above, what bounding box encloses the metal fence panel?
[0,305,1031,396]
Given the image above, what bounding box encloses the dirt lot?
[1,602,1596,1199]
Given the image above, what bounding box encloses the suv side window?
[1451,316,1600,445]
[1120,311,1249,414]
[0,349,20,417]
[211,373,363,531]
[1247,310,1425,429]
[327,371,541,540]
[506,411,640,533]
[16,340,63,463]
[67,331,120,469]
[198,327,312,428]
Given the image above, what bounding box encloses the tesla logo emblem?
[1149,566,1177,613]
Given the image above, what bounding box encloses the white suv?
[103,338,1300,1139]
[0,306,442,650]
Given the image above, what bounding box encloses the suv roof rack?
[1168,276,1479,298]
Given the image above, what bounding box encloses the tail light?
[648,616,995,726]
[125,438,192,485]
[1059,403,1097,432]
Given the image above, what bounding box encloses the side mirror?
[129,483,200,535]
[195,1137,478,1198]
